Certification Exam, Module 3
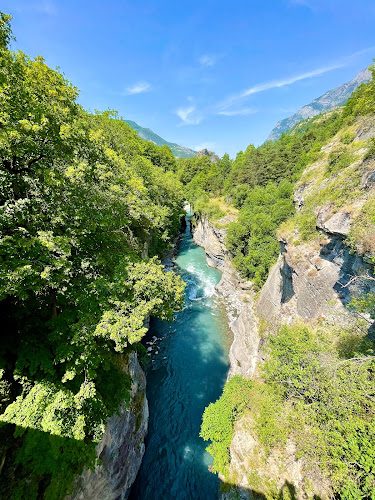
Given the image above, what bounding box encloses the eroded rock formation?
[66,353,148,500]
[192,209,375,499]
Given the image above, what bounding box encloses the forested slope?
[124,119,197,158]
[0,13,185,499]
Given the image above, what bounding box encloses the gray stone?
[192,216,260,379]
[316,209,351,236]
[66,353,148,500]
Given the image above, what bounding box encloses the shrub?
[200,376,253,474]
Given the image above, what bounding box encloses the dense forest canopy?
[0,12,185,499]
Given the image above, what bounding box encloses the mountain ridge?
[124,119,197,158]
[267,68,372,141]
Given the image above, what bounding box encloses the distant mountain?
[267,68,372,141]
[195,148,219,163]
[124,119,197,158]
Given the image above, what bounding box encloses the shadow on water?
[220,481,322,500]
[130,218,231,500]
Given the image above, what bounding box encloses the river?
[130,211,231,500]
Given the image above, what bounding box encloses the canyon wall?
[193,210,375,500]
[193,216,259,379]
[66,352,148,500]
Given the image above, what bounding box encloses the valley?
[1,7,375,500]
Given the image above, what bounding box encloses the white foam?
[186,265,217,299]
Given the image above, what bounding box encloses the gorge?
[130,209,231,500]
[1,9,375,500]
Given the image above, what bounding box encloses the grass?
[193,196,239,225]
[278,119,373,246]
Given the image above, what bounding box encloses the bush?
[200,376,253,474]
[326,146,355,175]
[263,323,375,498]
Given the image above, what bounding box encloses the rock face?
[193,210,375,500]
[66,353,148,500]
[257,235,375,328]
[193,216,260,379]
[195,148,220,163]
[124,119,197,158]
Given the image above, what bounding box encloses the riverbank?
[192,215,260,380]
[130,212,232,500]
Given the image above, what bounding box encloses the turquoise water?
[130,214,231,500]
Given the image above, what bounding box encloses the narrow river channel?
[130,211,231,500]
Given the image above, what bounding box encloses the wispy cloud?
[218,107,257,116]
[175,105,203,126]
[175,47,373,126]
[124,81,152,95]
[199,55,216,67]
[241,63,344,98]
[193,141,216,151]
[288,0,315,9]
[19,1,58,15]
[346,45,375,59]
[216,62,344,114]
[227,45,375,104]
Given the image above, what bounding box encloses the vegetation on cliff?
[184,64,375,292]
[180,109,349,289]
[202,321,375,498]
[196,64,375,498]
[0,13,185,499]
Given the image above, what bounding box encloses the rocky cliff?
[193,216,260,379]
[193,200,375,499]
[195,148,220,164]
[257,226,375,328]
[124,119,197,158]
[66,353,148,500]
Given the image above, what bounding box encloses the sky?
[3,0,375,157]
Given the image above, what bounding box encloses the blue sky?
[3,0,375,157]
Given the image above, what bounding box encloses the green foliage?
[200,376,253,474]
[1,424,96,500]
[193,194,225,220]
[0,13,186,497]
[365,138,375,160]
[0,368,11,413]
[223,111,343,202]
[0,11,13,49]
[176,155,212,185]
[349,292,375,320]
[207,320,375,498]
[341,130,355,145]
[346,190,375,257]
[201,374,288,476]
[343,63,375,118]
[177,154,233,198]
[292,208,317,241]
[261,323,375,498]
[326,146,355,175]
[226,182,294,288]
